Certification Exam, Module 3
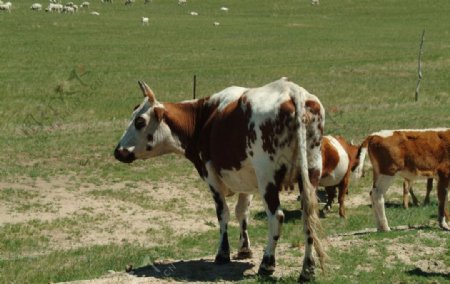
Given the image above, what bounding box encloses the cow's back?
[367,129,450,177]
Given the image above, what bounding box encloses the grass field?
[0,0,449,283]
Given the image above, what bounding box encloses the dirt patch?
[0,176,216,254]
[385,234,449,275]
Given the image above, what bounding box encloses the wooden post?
[193,75,197,99]
[415,30,425,102]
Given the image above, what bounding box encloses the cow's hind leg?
[423,178,433,205]
[371,174,394,232]
[208,185,231,264]
[205,162,232,264]
[323,186,336,214]
[234,193,253,259]
[403,179,411,208]
[256,167,285,276]
[208,185,231,263]
[436,171,449,230]
[337,175,350,218]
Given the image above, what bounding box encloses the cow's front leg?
[436,172,449,231]
[371,174,394,232]
[209,185,231,264]
[258,179,284,275]
[234,193,253,259]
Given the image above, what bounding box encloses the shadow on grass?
[129,259,255,282]
[406,267,450,279]
[254,209,303,223]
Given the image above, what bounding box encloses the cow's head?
[114,81,178,163]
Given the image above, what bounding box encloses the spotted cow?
[114,78,326,281]
[354,128,450,231]
[320,135,361,218]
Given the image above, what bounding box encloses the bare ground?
[1,176,446,283]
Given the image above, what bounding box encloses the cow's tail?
[353,136,370,179]
[292,93,327,270]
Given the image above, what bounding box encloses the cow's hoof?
[214,254,231,264]
[377,226,391,232]
[439,222,450,231]
[234,250,253,260]
[258,255,275,275]
[319,209,326,218]
[258,266,275,276]
[298,272,315,283]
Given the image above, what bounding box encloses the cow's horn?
[138,81,156,104]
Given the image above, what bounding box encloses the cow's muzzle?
[114,145,136,163]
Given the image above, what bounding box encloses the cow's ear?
[138,81,156,105]
[154,107,165,122]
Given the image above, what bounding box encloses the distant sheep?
[311,0,319,5]
[178,0,186,5]
[213,21,220,26]
[46,3,63,12]
[220,6,228,12]
[0,1,12,12]
[125,0,134,5]
[142,16,149,25]
[190,11,198,16]
[80,1,90,8]
[63,5,75,13]
[90,11,100,15]
[101,0,113,3]
[31,3,42,11]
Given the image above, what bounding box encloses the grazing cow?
[320,136,360,218]
[114,78,326,281]
[354,128,449,231]
[403,178,433,208]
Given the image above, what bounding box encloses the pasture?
[0,0,449,283]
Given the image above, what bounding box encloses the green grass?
[1,0,449,283]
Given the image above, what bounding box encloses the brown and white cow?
[354,128,449,231]
[320,135,361,218]
[114,78,326,281]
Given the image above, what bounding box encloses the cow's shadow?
[128,258,255,282]
[254,209,303,223]
[406,267,450,279]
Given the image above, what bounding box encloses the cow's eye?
[134,116,146,130]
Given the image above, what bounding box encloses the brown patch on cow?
[321,138,340,178]
[247,122,257,148]
[201,98,253,173]
[305,100,321,115]
[162,100,209,178]
[265,165,287,215]
[308,168,321,188]
[260,101,296,155]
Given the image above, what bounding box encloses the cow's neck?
[163,100,207,176]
